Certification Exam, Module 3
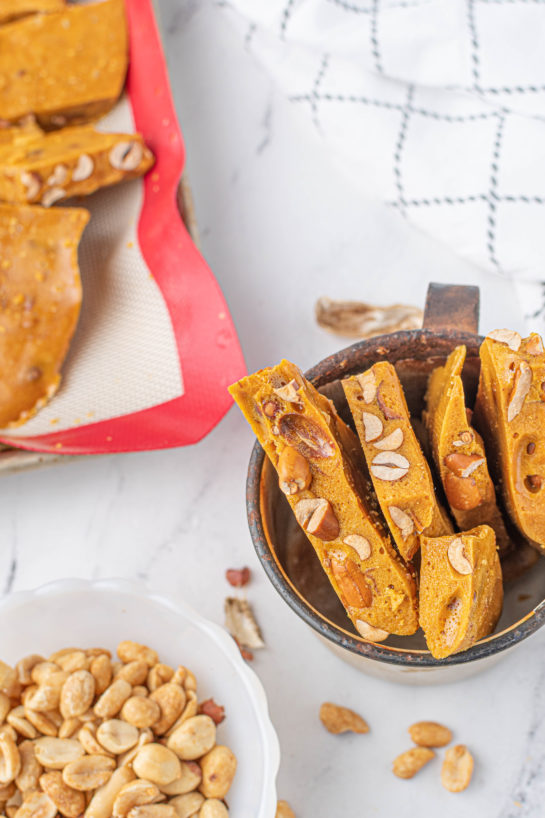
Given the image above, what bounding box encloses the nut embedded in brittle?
[277,446,311,495]
[294,498,339,541]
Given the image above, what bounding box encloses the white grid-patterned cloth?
[225,0,545,330]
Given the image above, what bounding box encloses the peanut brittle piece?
[473,331,545,551]
[0,0,65,25]
[419,525,503,659]
[0,203,89,426]
[424,345,511,554]
[0,0,127,127]
[343,362,452,562]
[229,360,418,638]
[0,125,154,205]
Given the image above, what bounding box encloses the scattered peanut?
[319,702,369,735]
[198,747,237,800]
[409,721,453,748]
[392,747,435,779]
[441,745,474,792]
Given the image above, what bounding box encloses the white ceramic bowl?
[0,579,279,817]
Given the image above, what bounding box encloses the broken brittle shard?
[424,345,511,555]
[419,525,503,659]
[0,203,89,427]
[0,0,127,127]
[0,126,154,206]
[343,362,453,563]
[229,360,418,639]
[473,331,545,551]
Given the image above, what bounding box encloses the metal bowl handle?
[423,282,480,334]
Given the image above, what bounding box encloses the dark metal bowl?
[245,285,545,682]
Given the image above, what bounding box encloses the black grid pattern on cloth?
[277,0,545,273]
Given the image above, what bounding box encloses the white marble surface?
[0,1,543,816]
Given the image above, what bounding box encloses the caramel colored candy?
[343,362,452,562]
[424,345,511,555]
[0,126,154,205]
[474,332,545,551]
[229,360,418,637]
[0,0,127,127]
[0,0,64,25]
[0,203,89,426]
[419,525,503,659]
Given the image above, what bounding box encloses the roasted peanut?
[33,738,84,770]
[85,766,135,818]
[392,748,435,779]
[86,649,111,660]
[0,663,17,697]
[90,656,112,697]
[158,762,201,796]
[94,680,132,719]
[121,697,161,729]
[167,716,216,761]
[147,666,174,693]
[24,683,62,714]
[199,747,236,800]
[58,718,81,739]
[0,782,15,804]
[15,657,44,687]
[30,664,62,687]
[96,720,139,755]
[441,745,474,792]
[132,687,148,698]
[0,734,20,784]
[55,652,89,673]
[0,695,10,725]
[60,670,95,719]
[408,721,452,748]
[319,702,369,735]
[166,693,198,737]
[132,745,181,786]
[117,729,153,768]
[79,724,109,756]
[115,663,149,687]
[199,801,228,818]
[169,794,204,818]
[24,709,57,737]
[39,771,85,818]
[15,742,42,795]
[127,806,176,818]
[150,685,186,735]
[13,791,56,818]
[62,755,115,791]
[117,643,158,669]
[112,779,161,817]
[49,649,80,665]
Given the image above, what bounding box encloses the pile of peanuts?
[0,641,236,818]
